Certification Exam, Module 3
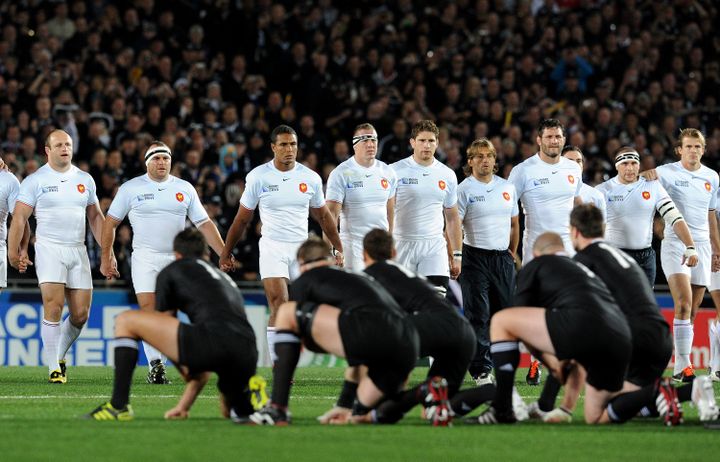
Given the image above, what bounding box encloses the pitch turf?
[1,367,719,461]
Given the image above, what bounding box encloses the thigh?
[667,273,692,313]
[660,239,690,280]
[39,282,67,320]
[417,238,449,277]
[65,246,92,290]
[65,287,92,318]
[489,254,516,312]
[342,238,364,271]
[115,310,181,362]
[583,383,616,424]
[490,307,555,355]
[309,304,346,358]
[0,247,6,288]
[394,239,418,272]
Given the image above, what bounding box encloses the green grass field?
[1,366,719,462]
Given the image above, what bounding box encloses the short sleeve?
[325,166,345,204]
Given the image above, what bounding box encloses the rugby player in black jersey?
[86,229,264,421]
[248,237,420,425]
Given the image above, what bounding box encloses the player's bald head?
[533,232,565,257]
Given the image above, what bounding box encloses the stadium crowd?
[0,0,719,283]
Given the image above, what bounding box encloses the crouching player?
[245,237,419,425]
[86,229,265,421]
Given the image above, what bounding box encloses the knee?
[275,302,298,331]
[69,312,88,327]
[114,311,133,336]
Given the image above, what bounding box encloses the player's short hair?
[44,129,70,147]
[148,140,170,151]
[270,125,297,144]
[410,120,439,140]
[537,118,565,137]
[677,128,706,149]
[570,203,604,239]
[463,138,498,176]
[363,228,394,261]
[173,228,208,258]
[353,123,377,136]
[561,145,583,157]
[297,236,332,264]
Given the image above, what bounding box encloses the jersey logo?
[503,191,511,201]
[299,183,308,193]
[400,177,418,185]
[176,192,184,202]
[532,178,549,186]
[77,184,86,193]
[346,181,364,189]
[642,191,651,200]
[675,180,689,187]
[468,195,485,203]
[438,180,446,190]
[706,182,712,192]
[380,178,389,189]
[567,175,575,184]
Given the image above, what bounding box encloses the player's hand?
[450,257,461,279]
[317,406,352,424]
[9,251,32,273]
[0,157,7,171]
[164,406,189,420]
[100,256,120,280]
[219,254,235,272]
[639,168,658,181]
[682,246,699,267]
[334,251,344,268]
[712,253,720,272]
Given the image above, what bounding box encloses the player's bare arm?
[100,216,122,279]
[8,202,33,272]
[196,219,232,269]
[310,205,344,266]
[709,209,720,272]
[164,371,211,420]
[509,215,520,261]
[88,203,117,279]
[444,205,463,279]
[220,205,254,271]
[386,196,396,234]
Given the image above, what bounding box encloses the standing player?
[8,129,109,383]
[86,229,265,421]
[0,158,31,285]
[100,141,228,384]
[596,147,696,286]
[391,120,462,295]
[246,237,419,425]
[325,123,396,270]
[561,146,606,219]
[220,125,343,364]
[507,118,582,385]
[643,128,720,382]
[456,138,518,385]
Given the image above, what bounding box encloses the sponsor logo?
[400,177,419,185]
[532,178,550,186]
[468,195,485,203]
[503,192,511,201]
[705,182,712,192]
[299,183,308,193]
[675,180,689,187]
[77,184,86,193]
[380,178,389,189]
[608,195,624,202]
[136,193,155,202]
[642,191,651,200]
[41,186,59,193]
[568,175,575,184]
[175,192,184,202]
[262,185,279,192]
[438,180,446,190]
[346,181,364,189]
[422,173,430,176]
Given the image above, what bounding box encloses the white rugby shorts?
[0,246,6,288]
[394,237,449,277]
[259,237,302,280]
[131,249,176,293]
[661,238,711,287]
[341,237,365,272]
[35,240,92,289]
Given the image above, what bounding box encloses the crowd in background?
[0,0,718,284]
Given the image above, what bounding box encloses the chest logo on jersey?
[77,184,86,193]
[532,178,550,186]
[136,193,155,201]
[438,180,446,190]
[705,182,712,192]
[41,186,59,193]
[400,177,418,185]
[503,192,511,201]
[608,195,624,202]
[468,195,485,203]
[380,178,389,189]
[567,175,575,184]
[176,192,184,202]
[299,183,308,193]
[642,191,651,200]
[262,185,279,192]
[675,180,689,187]
[346,180,364,189]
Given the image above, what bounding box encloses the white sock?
[143,341,164,369]
[41,319,61,372]
[267,327,277,363]
[712,320,720,371]
[673,318,693,373]
[58,317,83,362]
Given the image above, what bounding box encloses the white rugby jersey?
[107,174,209,253]
[508,154,582,262]
[579,183,606,220]
[458,175,518,250]
[241,161,325,243]
[326,156,397,240]
[17,164,98,246]
[391,156,458,240]
[596,176,671,249]
[657,161,718,243]
[0,171,20,246]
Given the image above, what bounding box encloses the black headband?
[614,151,640,167]
[144,147,172,163]
[352,134,377,146]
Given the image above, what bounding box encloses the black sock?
[271,330,301,408]
[373,384,426,424]
[676,383,692,403]
[606,382,658,423]
[490,341,519,413]
[450,384,496,416]
[110,338,139,409]
[538,374,561,412]
[336,380,358,408]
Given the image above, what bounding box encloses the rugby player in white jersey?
[641,128,720,382]
[561,146,606,219]
[326,123,397,270]
[390,120,462,296]
[220,125,343,364]
[708,198,720,381]
[8,129,109,383]
[596,147,695,287]
[100,141,228,384]
[0,157,31,288]
[457,138,519,385]
[507,118,582,386]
